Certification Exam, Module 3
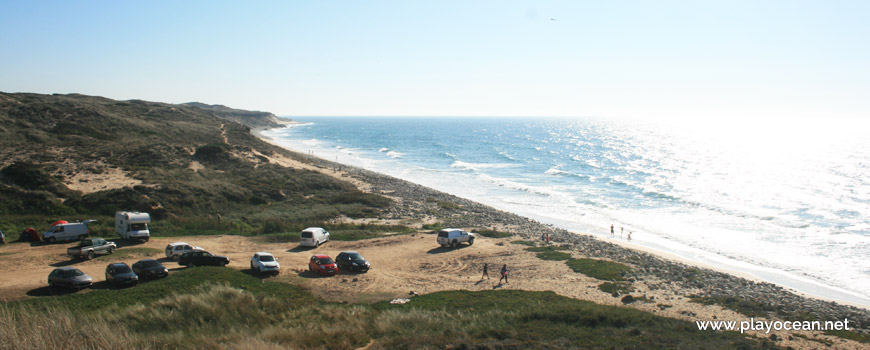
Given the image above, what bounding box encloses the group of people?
[610,224,632,240]
[480,263,509,284]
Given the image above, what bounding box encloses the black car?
[178,250,229,267]
[132,259,169,280]
[105,263,139,286]
[335,251,371,273]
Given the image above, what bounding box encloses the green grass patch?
[511,240,536,246]
[92,247,162,261]
[525,245,570,252]
[375,289,771,349]
[18,267,312,313]
[437,201,460,210]
[598,282,634,295]
[525,245,572,260]
[824,330,870,343]
[689,295,777,318]
[472,229,511,238]
[566,258,632,281]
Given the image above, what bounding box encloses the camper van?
[43,221,94,243]
[115,211,151,241]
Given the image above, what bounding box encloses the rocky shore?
[304,153,870,333]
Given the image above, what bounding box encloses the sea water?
[262,117,870,305]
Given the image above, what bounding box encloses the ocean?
[262,117,870,306]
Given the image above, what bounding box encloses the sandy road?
[0,233,857,350]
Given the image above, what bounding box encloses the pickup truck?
[67,238,116,260]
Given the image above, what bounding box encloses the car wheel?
[468,237,474,246]
[48,237,56,243]
[87,251,95,260]
[108,246,115,254]
[221,261,227,267]
[48,281,55,289]
[451,240,459,249]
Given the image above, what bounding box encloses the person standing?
[610,224,614,237]
[499,264,509,284]
[482,263,489,280]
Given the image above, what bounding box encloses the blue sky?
[1,1,868,118]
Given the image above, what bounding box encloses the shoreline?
[252,126,870,325]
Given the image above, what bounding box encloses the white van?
[115,211,151,241]
[300,227,330,247]
[43,221,95,243]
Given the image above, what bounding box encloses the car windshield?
[139,260,160,268]
[114,265,132,273]
[316,258,334,265]
[301,232,313,238]
[130,223,147,230]
[62,269,84,278]
[438,231,448,237]
[259,255,275,262]
[348,253,364,261]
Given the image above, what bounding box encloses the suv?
[308,254,337,276]
[164,242,204,261]
[178,250,229,267]
[336,251,370,273]
[437,228,475,248]
[250,252,280,276]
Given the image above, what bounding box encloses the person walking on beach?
[499,264,509,284]
[481,263,489,280]
[628,231,632,240]
[610,224,614,237]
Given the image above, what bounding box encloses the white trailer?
[115,211,151,241]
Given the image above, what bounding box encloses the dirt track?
[0,233,862,349]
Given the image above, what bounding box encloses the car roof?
[108,262,129,267]
[55,266,81,271]
[255,252,273,256]
[313,254,331,258]
[168,242,190,246]
[136,259,158,263]
[303,227,323,231]
[339,251,359,254]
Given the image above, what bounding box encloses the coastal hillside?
[0,92,389,232]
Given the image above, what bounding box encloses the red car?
[308,254,337,276]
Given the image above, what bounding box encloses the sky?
[1,0,869,119]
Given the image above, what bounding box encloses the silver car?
[48,267,93,290]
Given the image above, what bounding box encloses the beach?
[257,126,870,347]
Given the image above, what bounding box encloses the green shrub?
[566,258,632,281]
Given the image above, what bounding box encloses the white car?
[300,227,330,247]
[164,242,204,261]
[250,252,280,276]
[437,228,476,248]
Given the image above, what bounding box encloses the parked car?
[164,242,204,261]
[105,263,138,287]
[308,254,337,276]
[48,267,93,290]
[67,238,116,260]
[300,227,330,247]
[336,251,371,273]
[43,220,95,243]
[132,259,169,280]
[178,250,229,267]
[436,228,475,248]
[250,252,280,276]
[0,230,5,244]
